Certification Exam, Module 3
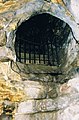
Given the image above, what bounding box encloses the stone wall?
[59,31,79,73]
[15,77,79,120]
[0,0,79,120]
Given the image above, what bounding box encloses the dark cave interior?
[15,13,71,66]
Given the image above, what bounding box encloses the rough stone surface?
[58,102,79,120]
[15,77,79,120]
[15,112,56,120]
[0,0,79,120]
[0,46,16,62]
[0,29,6,46]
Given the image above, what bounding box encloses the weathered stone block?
[68,77,79,92]
[58,101,79,120]
[17,100,55,114]
[59,77,79,95]
[16,92,79,115]
[0,46,16,62]
[23,81,48,99]
[47,82,58,98]
[23,80,58,99]
[0,30,6,46]
[15,112,56,120]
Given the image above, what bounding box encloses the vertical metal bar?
[51,40,54,66]
[34,43,36,63]
[47,40,50,65]
[39,44,40,64]
[57,42,60,65]
[29,43,31,63]
[24,40,26,63]
[43,43,45,64]
[54,36,59,66]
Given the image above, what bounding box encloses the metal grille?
[15,36,59,66]
[15,13,71,66]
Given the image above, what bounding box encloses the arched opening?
[15,13,71,67]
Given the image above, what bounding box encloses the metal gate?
[15,35,59,66]
[15,13,71,66]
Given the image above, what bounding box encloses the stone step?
[15,111,56,120]
[16,93,79,114]
[23,81,57,99]
[16,62,61,74]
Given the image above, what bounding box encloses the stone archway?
[3,0,78,64]
[14,13,71,67]
[0,0,77,78]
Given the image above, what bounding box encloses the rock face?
[0,0,79,120]
[14,77,79,120]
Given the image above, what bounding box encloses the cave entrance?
[15,13,71,67]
